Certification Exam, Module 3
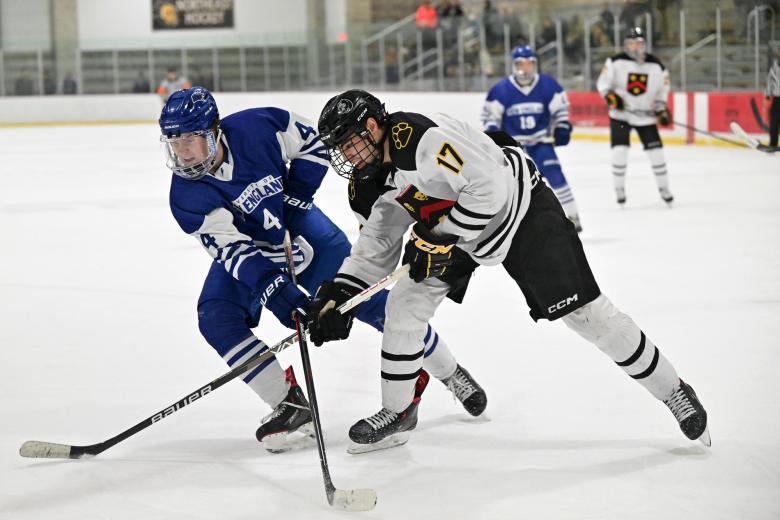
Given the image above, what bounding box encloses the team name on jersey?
[506,102,545,116]
[233,175,284,214]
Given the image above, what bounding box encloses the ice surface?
[1,123,779,519]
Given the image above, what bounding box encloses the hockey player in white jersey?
[482,45,583,232]
[596,27,674,205]
[310,89,710,452]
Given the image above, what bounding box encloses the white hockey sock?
[553,184,580,218]
[562,295,679,401]
[381,329,425,413]
[420,325,458,380]
[646,147,669,189]
[611,145,629,190]
[221,335,287,408]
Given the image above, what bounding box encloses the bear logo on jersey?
[391,122,413,149]
[413,191,428,201]
[627,73,648,96]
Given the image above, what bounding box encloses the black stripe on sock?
[381,349,424,362]
[381,368,423,381]
[616,331,646,367]
[631,347,659,379]
[333,273,369,289]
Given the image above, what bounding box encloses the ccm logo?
[151,386,212,423]
[548,294,578,314]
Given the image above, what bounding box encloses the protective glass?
[160,129,220,180]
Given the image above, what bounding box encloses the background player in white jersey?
[482,46,582,232]
[159,87,486,453]
[311,89,710,452]
[596,27,674,206]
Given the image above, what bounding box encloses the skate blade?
[347,431,410,455]
[262,423,316,454]
[697,427,711,447]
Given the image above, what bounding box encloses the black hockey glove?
[655,108,671,126]
[605,90,625,110]
[402,223,459,283]
[307,280,361,346]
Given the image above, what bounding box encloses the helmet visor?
[160,130,219,180]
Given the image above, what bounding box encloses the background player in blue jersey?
[482,46,582,232]
[158,87,487,453]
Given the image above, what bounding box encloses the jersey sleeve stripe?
[448,213,489,231]
[452,202,494,220]
[334,272,370,290]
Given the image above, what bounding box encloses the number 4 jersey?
[168,107,330,291]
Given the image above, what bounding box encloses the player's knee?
[563,294,622,345]
[197,299,252,352]
[543,167,566,189]
[352,290,387,332]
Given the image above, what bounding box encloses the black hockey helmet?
[624,26,647,62]
[318,89,389,179]
[318,89,388,148]
[626,26,645,41]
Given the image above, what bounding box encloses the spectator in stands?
[132,70,151,93]
[439,0,464,46]
[415,0,437,30]
[591,22,611,48]
[14,71,34,96]
[157,67,191,102]
[564,14,585,62]
[61,71,78,95]
[599,3,615,40]
[43,69,57,95]
[483,0,503,52]
[415,0,438,50]
[655,0,679,44]
[385,45,400,84]
[539,18,557,47]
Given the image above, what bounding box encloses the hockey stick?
[620,108,748,148]
[749,97,770,132]
[515,136,555,145]
[283,231,377,511]
[19,265,408,461]
[730,121,780,153]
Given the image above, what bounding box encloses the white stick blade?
[331,488,378,512]
[729,122,759,148]
[19,441,72,459]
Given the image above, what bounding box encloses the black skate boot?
[659,187,674,205]
[347,370,429,454]
[664,379,710,446]
[615,187,626,205]
[441,364,487,417]
[255,366,315,454]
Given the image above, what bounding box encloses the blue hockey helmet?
[158,87,222,180]
[511,45,537,86]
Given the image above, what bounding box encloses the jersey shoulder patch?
[394,184,455,226]
[387,112,438,171]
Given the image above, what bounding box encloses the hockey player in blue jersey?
[159,87,487,453]
[482,45,582,232]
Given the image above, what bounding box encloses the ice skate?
[255,367,315,454]
[568,213,583,233]
[347,370,429,454]
[441,364,488,416]
[659,186,674,205]
[615,187,626,205]
[664,379,710,447]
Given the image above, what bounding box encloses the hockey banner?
[706,92,768,133]
[152,0,234,30]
